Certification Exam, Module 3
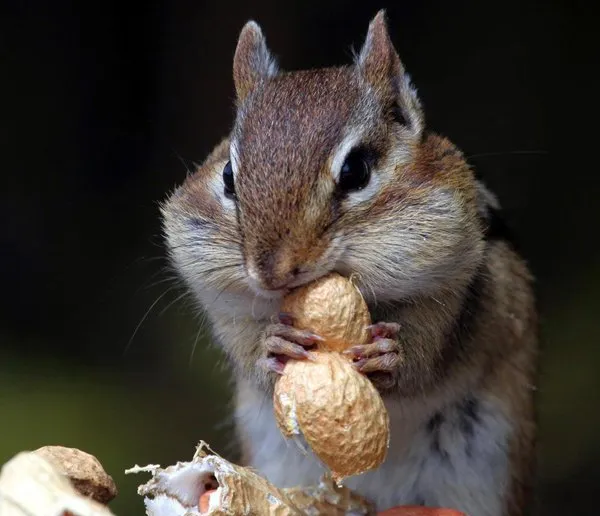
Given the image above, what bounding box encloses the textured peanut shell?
[34,445,117,504]
[0,451,115,516]
[274,353,390,482]
[129,442,375,515]
[281,273,371,352]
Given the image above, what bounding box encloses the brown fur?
[161,10,538,515]
[482,242,539,515]
[233,67,361,288]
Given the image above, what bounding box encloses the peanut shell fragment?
[34,445,117,505]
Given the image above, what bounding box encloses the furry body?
[162,11,538,515]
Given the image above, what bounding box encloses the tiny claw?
[294,348,314,361]
[353,358,369,370]
[287,346,316,361]
[366,322,401,339]
[285,345,314,361]
[304,350,318,362]
[265,333,317,362]
[344,339,397,360]
[342,346,363,359]
[265,324,324,347]
[353,352,401,374]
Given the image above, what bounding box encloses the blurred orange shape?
[198,489,217,513]
[377,506,466,516]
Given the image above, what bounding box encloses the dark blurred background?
[0,0,598,514]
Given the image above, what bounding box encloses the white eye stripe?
[329,129,366,182]
[329,128,382,205]
[229,139,241,173]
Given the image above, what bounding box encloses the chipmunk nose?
[247,250,302,292]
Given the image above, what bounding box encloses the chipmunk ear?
[357,10,403,89]
[357,10,424,134]
[233,21,278,103]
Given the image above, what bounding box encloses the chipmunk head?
[164,11,486,307]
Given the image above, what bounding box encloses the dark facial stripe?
[392,103,408,126]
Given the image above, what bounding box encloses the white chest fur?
[235,385,512,516]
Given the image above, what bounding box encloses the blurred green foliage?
[0,312,234,515]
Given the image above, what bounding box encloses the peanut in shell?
[274,272,390,483]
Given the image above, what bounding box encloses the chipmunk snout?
[246,249,304,292]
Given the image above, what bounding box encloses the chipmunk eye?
[223,161,236,199]
[338,148,371,192]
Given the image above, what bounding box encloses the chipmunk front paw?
[344,322,402,391]
[256,313,322,375]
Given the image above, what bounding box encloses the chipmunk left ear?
[357,10,403,88]
[357,10,424,134]
[233,21,279,103]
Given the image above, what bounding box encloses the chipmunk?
[161,10,539,516]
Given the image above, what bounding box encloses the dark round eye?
[223,161,235,199]
[338,149,371,192]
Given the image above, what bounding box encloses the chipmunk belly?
[235,383,512,515]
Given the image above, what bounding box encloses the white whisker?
[124,286,176,355]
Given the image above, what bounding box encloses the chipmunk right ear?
[233,21,278,103]
[357,11,402,91]
[357,10,424,135]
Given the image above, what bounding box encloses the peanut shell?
[281,272,370,352]
[34,446,117,505]
[274,272,390,482]
[274,352,389,482]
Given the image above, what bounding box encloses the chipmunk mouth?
[247,283,289,299]
[245,267,332,299]
[245,237,344,298]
